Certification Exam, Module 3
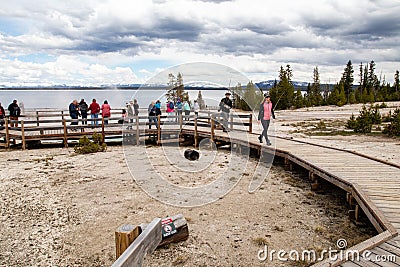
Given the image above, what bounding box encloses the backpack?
[177,102,182,110]
[169,102,174,109]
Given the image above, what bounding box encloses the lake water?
[0,89,226,110]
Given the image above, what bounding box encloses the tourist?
[133,99,139,116]
[148,101,158,129]
[176,97,183,121]
[79,99,88,125]
[118,109,128,124]
[101,100,111,124]
[155,100,161,116]
[127,100,135,124]
[69,100,80,126]
[183,101,191,121]
[218,92,232,132]
[257,93,276,146]
[0,102,5,126]
[8,100,21,127]
[193,100,200,118]
[19,102,25,115]
[88,99,100,125]
[166,100,175,122]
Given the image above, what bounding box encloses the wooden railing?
[0,111,253,149]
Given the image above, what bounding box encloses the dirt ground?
[1,102,399,267]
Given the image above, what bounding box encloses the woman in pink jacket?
[101,100,111,124]
[257,94,276,146]
[166,100,175,122]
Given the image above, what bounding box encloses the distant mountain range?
[0,80,325,91]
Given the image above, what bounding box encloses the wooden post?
[36,111,40,127]
[112,218,161,267]
[284,157,292,171]
[115,224,141,259]
[61,110,64,120]
[5,118,10,148]
[179,113,183,131]
[101,117,105,144]
[348,195,357,207]
[349,205,360,221]
[21,120,26,150]
[248,114,253,133]
[230,114,233,130]
[157,115,161,145]
[136,116,140,146]
[311,180,319,191]
[309,172,316,182]
[210,115,215,141]
[63,119,68,148]
[194,117,198,148]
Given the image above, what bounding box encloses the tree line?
[234,61,399,111]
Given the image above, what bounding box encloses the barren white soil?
[2,102,399,267]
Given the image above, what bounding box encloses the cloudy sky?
[0,0,399,86]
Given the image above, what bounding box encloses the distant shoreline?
[0,87,229,91]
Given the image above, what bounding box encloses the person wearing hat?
[219,92,233,132]
[257,93,275,145]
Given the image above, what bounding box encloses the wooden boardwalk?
[1,111,399,266]
[195,129,399,266]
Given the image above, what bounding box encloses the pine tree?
[293,89,304,108]
[327,83,340,105]
[196,90,206,109]
[166,72,189,102]
[241,81,263,111]
[311,66,323,105]
[338,82,346,106]
[274,65,294,109]
[394,70,399,100]
[341,60,354,104]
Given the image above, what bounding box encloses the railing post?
[210,115,215,141]
[179,113,183,131]
[21,120,26,150]
[63,119,68,148]
[230,114,233,130]
[5,118,10,148]
[248,114,253,133]
[101,117,105,144]
[157,115,161,145]
[36,111,40,127]
[194,117,198,148]
[136,116,140,146]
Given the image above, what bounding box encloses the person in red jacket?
[88,99,101,125]
[101,100,111,124]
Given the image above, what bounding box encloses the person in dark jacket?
[79,99,88,125]
[69,100,80,125]
[219,92,233,132]
[8,100,21,127]
[148,101,158,129]
[0,102,5,126]
[257,93,276,146]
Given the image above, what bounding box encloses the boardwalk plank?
[341,261,363,267]
[378,243,400,258]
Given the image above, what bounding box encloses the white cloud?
[0,0,399,85]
